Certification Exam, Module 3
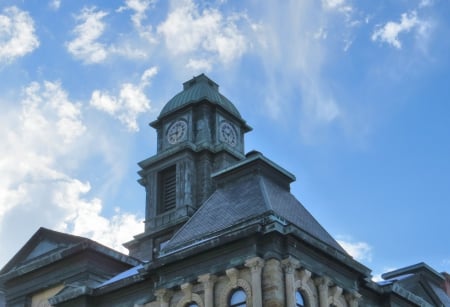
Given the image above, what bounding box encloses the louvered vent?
[160,166,176,212]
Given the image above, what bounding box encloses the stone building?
[1,74,450,307]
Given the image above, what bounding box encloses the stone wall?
[140,256,361,307]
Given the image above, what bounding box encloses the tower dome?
[158,74,242,119]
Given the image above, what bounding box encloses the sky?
[0,0,449,281]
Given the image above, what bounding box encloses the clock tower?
[125,74,252,260]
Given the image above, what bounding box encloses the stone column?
[155,289,172,307]
[314,276,330,307]
[245,257,264,307]
[198,274,217,307]
[281,257,300,307]
[262,258,285,307]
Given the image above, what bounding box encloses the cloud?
[49,0,61,10]
[322,0,352,13]
[322,0,345,9]
[0,6,39,64]
[249,2,342,140]
[90,66,158,131]
[0,80,143,266]
[67,3,158,63]
[22,81,86,143]
[337,236,373,262]
[186,58,212,71]
[117,0,157,43]
[419,0,434,8]
[371,11,428,49]
[66,7,109,63]
[157,0,248,70]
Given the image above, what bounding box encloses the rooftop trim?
[211,151,296,183]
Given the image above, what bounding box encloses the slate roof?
[162,153,346,254]
[159,74,242,119]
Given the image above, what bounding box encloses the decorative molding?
[154,289,173,307]
[293,269,316,307]
[329,286,346,307]
[175,282,204,307]
[281,256,300,274]
[345,291,362,307]
[245,257,265,273]
[219,268,252,307]
[225,268,239,288]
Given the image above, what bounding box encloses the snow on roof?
[97,264,144,288]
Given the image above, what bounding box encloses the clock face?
[167,120,187,144]
[220,121,237,147]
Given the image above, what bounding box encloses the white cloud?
[322,0,352,15]
[55,180,142,253]
[117,0,157,43]
[66,7,109,63]
[337,237,373,262]
[314,27,328,40]
[22,81,86,143]
[0,80,143,266]
[419,0,433,8]
[0,6,39,64]
[322,0,344,9]
[304,94,340,123]
[250,1,342,141]
[49,0,61,10]
[372,11,427,49]
[186,58,213,71]
[157,0,248,67]
[90,66,157,131]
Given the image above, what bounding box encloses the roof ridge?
[258,176,273,212]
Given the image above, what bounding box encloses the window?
[229,288,246,307]
[159,166,176,213]
[185,303,199,307]
[296,290,305,307]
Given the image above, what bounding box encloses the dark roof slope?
[162,153,345,254]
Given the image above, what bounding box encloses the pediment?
[0,227,84,274]
[25,239,61,261]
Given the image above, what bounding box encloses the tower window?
[159,166,176,213]
[296,290,305,306]
[229,288,246,307]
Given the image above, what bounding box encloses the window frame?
[295,289,306,307]
[228,287,247,307]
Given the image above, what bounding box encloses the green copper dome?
[159,74,241,118]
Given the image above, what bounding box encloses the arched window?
[185,303,199,307]
[229,288,247,307]
[296,290,305,307]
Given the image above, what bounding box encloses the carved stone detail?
[154,289,173,307]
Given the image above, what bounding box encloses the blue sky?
[0,0,449,280]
